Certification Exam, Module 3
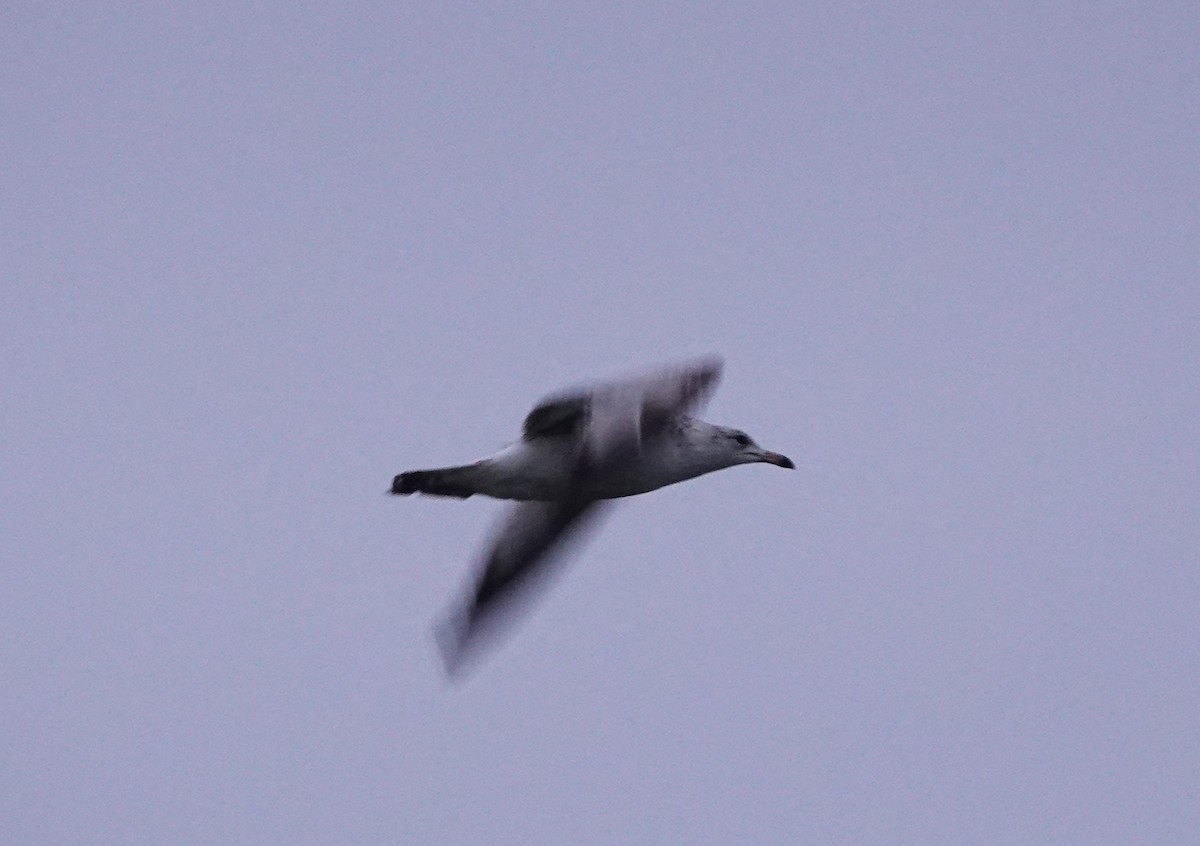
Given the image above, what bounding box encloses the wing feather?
[435,498,610,674]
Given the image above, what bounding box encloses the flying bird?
[389,357,794,675]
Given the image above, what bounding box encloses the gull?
[389,357,794,675]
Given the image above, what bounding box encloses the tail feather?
[390,465,478,499]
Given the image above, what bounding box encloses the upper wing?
[582,356,723,467]
[435,498,611,675]
[520,356,723,464]
[522,395,589,440]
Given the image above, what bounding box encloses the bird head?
[716,426,795,469]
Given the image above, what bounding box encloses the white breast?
[471,420,733,501]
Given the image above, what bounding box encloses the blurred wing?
[582,355,723,467]
[522,395,589,440]
[435,498,610,676]
[520,356,723,466]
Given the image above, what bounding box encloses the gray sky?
[3,3,1198,844]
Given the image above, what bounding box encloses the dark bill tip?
[763,452,795,469]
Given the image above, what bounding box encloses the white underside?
[468,433,728,501]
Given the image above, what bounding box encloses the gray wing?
[521,356,723,466]
[435,498,611,676]
[582,355,723,467]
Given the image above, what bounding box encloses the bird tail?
[390,464,480,499]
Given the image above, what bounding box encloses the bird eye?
[733,432,751,446]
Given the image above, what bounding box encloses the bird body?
[388,357,793,675]
[397,416,790,503]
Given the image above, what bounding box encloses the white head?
[712,424,794,469]
[680,418,794,474]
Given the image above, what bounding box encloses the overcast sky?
[3,3,1198,844]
